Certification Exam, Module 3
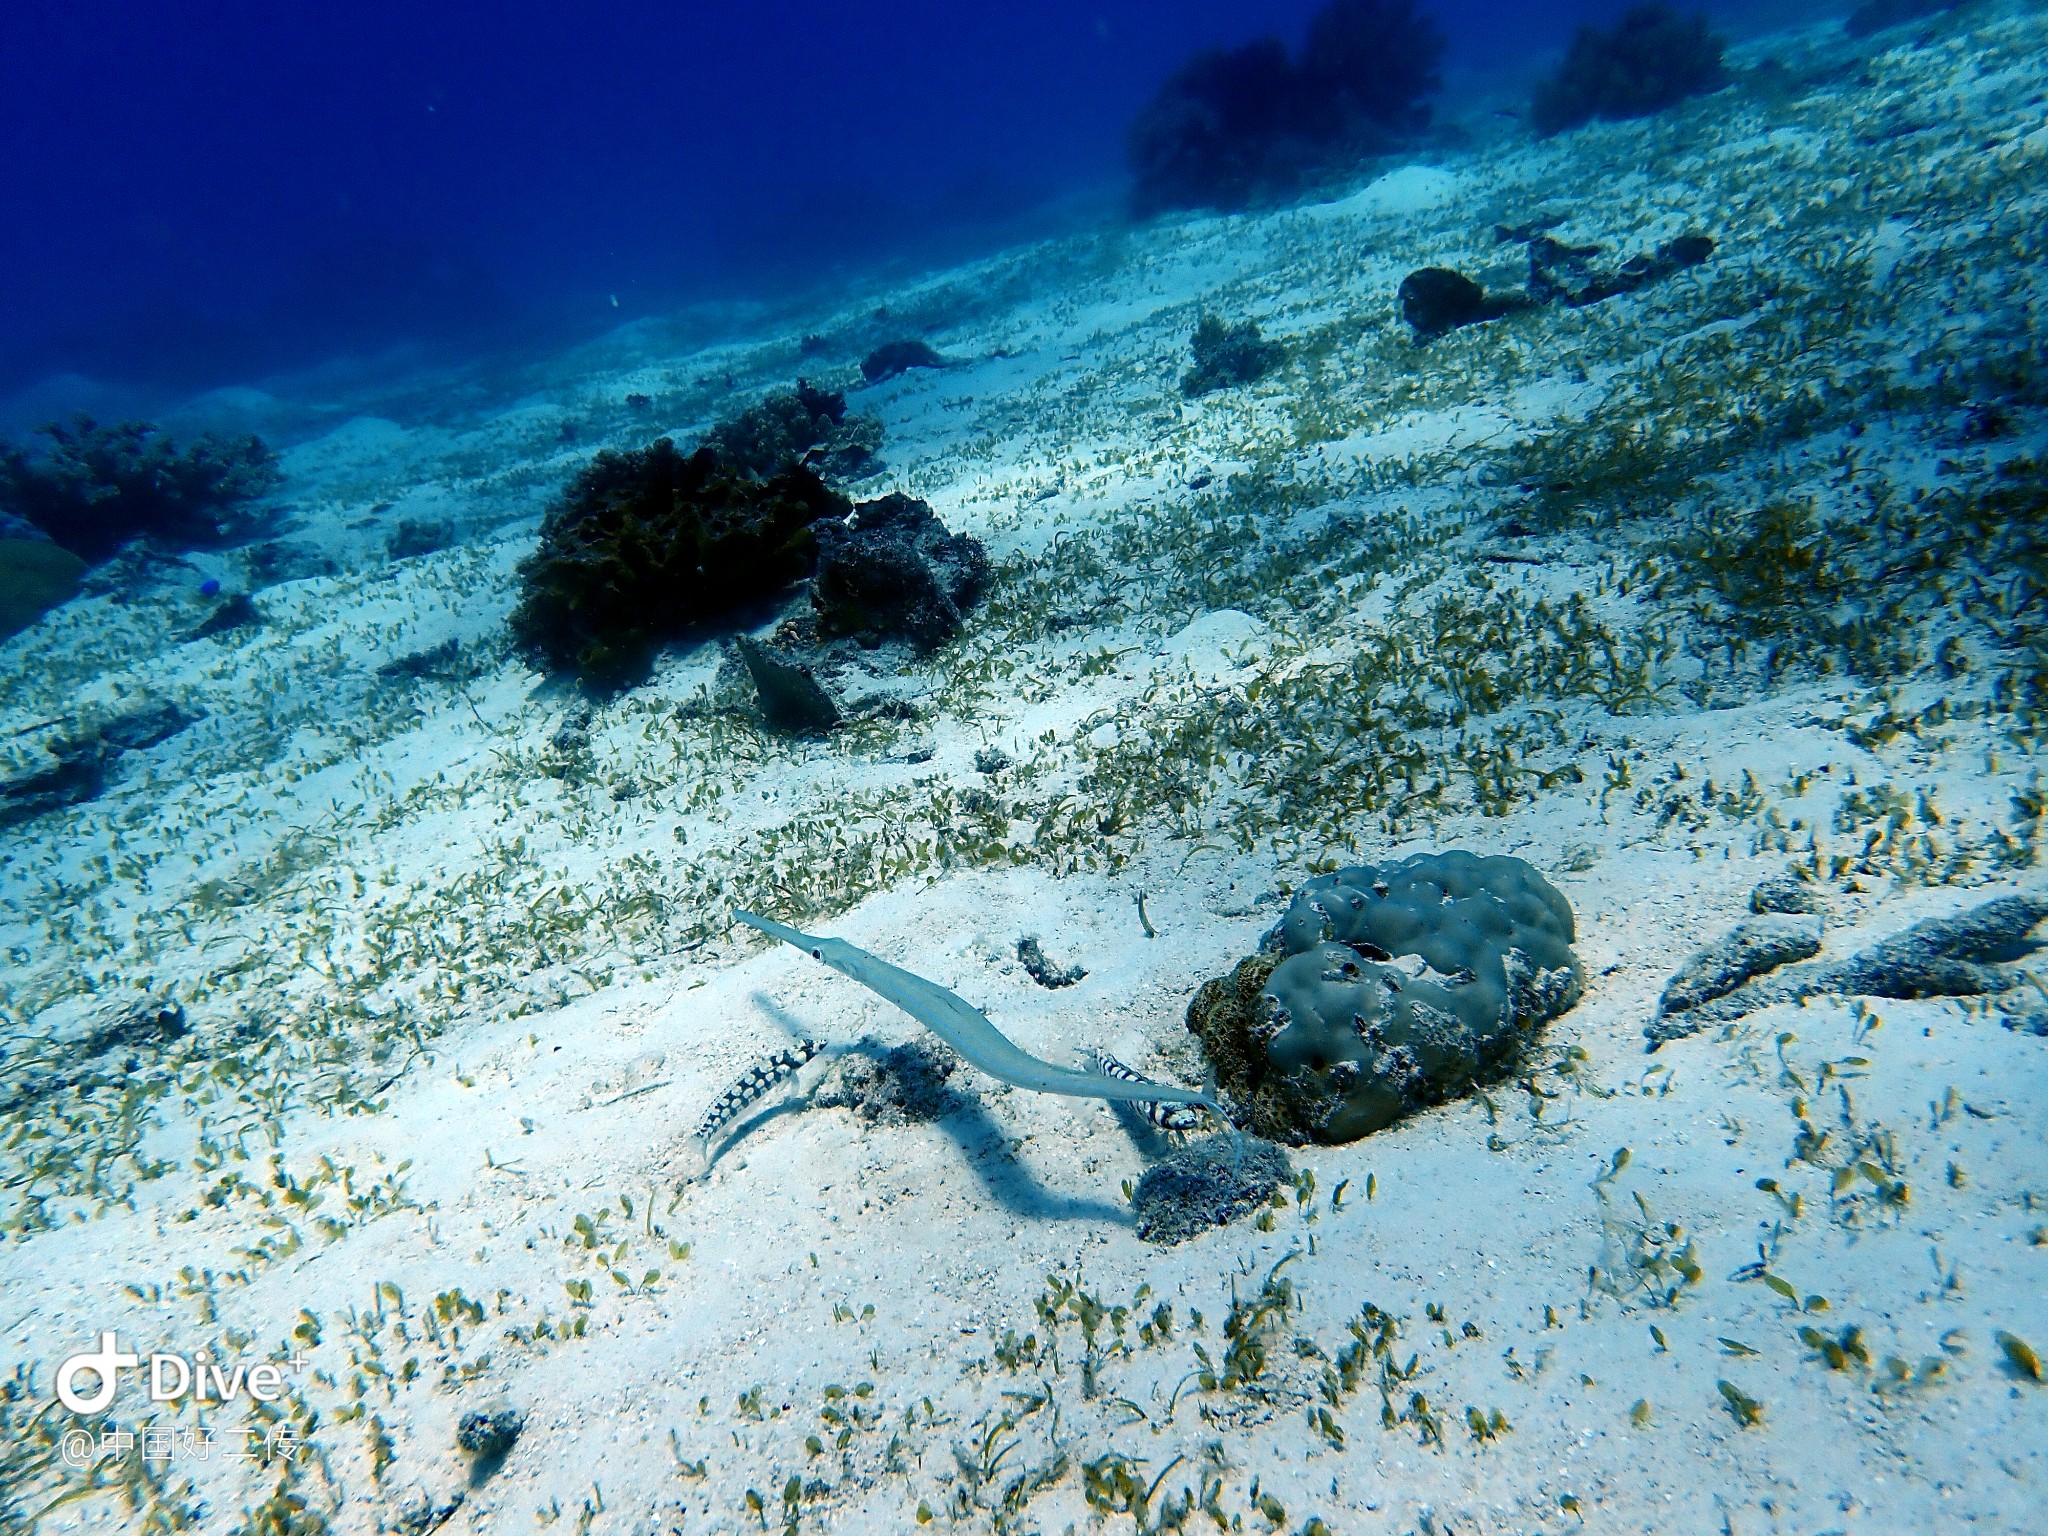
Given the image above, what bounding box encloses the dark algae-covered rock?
[1189,850,1583,1143]
[1181,315,1284,396]
[186,591,261,640]
[1397,267,1523,340]
[1132,1134,1292,1245]
[512,438,848,690]
[1017,936,1086,989]
[0,738,116,829]
[704,380,881,483]
[811,493,988,651]
[456,1408,523,1457]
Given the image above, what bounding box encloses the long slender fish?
[734,910,1223,1118]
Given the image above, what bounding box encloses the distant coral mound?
[511,439,848,691]
[0,416,280,562]
[1128,0,1445,214]
[1530,3,1727,137]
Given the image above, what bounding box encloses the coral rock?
[1190,850,1582,1143]
[811,493,987,651]
[1133,1134,1292,1245]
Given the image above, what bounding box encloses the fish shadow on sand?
[947,1094,1131,1226]
[701,1035,1131,1225]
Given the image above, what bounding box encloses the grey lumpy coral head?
[1192,850,1583,1143]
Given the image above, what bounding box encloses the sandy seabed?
[3,7,2046,1534]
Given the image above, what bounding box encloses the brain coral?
[1188,850,1583,1143]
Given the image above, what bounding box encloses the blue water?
[0,0,1802,410]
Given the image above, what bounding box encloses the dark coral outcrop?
[810,493,988,651]
[0,415,279,562]
[1530,4,1727,137]
[511,439,848,690]
[1128,0,1445,213]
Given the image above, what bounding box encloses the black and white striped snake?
[1090,1050,1208,1132]
[693,1038,823,1142]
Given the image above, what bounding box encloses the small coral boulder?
[1189,850,1583,1143]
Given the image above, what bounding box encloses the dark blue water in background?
[0,0,1814,416]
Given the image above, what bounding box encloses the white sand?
[3,7,2046,1534]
